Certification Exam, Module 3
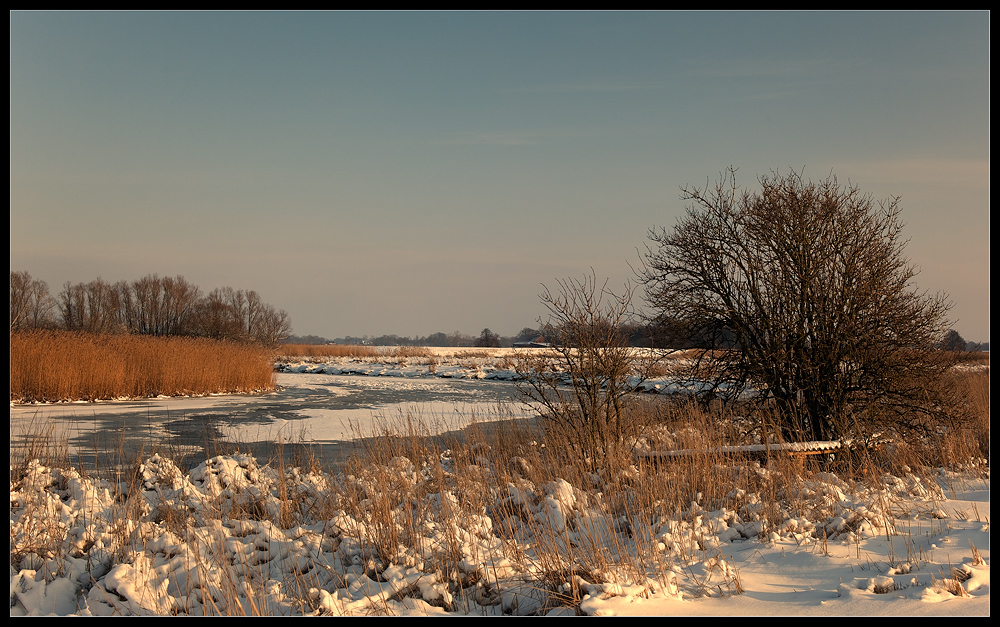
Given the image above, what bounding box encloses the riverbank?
[11,422,990,616]
[11,354,989,616]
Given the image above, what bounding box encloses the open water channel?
[10,373,536,471]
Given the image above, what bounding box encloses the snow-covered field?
[10,353,990,616]
[9,451,989,616]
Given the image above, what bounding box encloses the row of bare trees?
[10,271,292,347]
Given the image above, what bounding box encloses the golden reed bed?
[10,330,276,403]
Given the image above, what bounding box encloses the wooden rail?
[637,440,883,466]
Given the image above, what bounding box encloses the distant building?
[512,335,550,349]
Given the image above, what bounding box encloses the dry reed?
[276,344,434,361]
[278,343,381,359]
[10,329,276,403]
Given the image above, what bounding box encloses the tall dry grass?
[277,344,433,361]
[10,329,276,403]
[278,343,381,359]
[321,400,888,609]
[11,379,989,615]
[10,350,988,614]
[885,368,990,471]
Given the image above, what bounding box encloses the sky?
[10,11,990,342]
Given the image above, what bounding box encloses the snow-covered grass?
[274,347,720,399]
[10,396,989,616]
[276,346,535,381]
[10,354,989,616]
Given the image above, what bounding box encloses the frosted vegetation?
[10,351,990,616]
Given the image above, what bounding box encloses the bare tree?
[10,271,55,331]
[939,329,967,352]
[130,274,164,335]
[122,274,201,336]
[474,328,500,348]
[10,271,32,331]
[57,281,83,331]
[252,304,292,347]
[161,275,200,335]
[190,287,244,341]
[516,271,668,466]
[186,285,290,346]
[57,278,122,333]
[639,168,955,443]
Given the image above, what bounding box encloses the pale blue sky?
[10,11,990,341]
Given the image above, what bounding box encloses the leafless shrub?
[640,168,957,443]
[516,271,672,468]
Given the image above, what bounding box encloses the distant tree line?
[286,320,986,353]
[302,324,765,350]
[937,328,988,352]
[10,271,292,347]
[318,324,713,349]
[321,327,543,348]
[285,319,979,353]
[283,334,333,345]
[329,331,484,348]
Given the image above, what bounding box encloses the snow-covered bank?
[11,354,989,616]
[10,448,989,616]
[275,347,714,397]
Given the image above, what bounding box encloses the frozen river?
[9,372,535,470]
